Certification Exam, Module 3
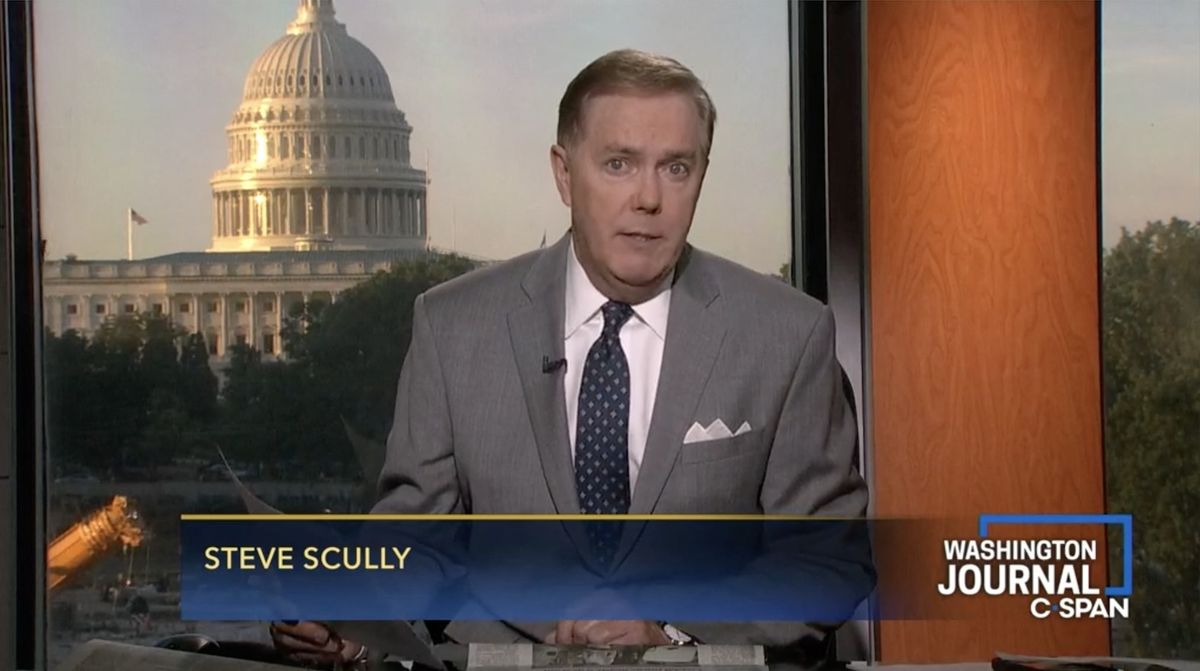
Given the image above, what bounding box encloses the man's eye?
[667,162,689,177]
[605,158,627,172]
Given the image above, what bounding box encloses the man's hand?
[269,621,364,667]
[546,620,671,646]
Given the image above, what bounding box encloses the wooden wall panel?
[866,1,1106,660]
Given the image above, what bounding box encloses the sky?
[32,0,1200,267]
[1101,0,1200,245]
[32,0,793,272]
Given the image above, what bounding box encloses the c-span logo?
[937,514,1132,620]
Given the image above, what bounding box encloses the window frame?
[0,0,870,665]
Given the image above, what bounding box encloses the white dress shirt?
[564,239,671,494]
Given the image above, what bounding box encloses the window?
[1101,2,1200,657]
[152,303,164,315]
[123,303,135,313]
[32,3,795,667]
[94,304,106,315]
[66,303,77,315]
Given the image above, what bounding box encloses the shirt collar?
[564,235,672,341]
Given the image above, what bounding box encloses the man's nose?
[634,171,662,215]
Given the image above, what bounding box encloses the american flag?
[129,209,149,225]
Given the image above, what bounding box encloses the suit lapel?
[507,234,580,514]
[629,247,725,514]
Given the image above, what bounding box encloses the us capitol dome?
[210,0,427,253]
[43,0,443,360]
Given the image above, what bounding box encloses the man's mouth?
[620,232,661,242]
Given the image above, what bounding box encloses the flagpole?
[127,208,133,260]
[424,148,431,252]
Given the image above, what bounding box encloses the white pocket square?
[683,419,752,444]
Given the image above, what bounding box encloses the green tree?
[44,312,219,477]
[179,332,218,422]
[216,254,477,479]
[283,254,478,443]
[1103,217,1200,656]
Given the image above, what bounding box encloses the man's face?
[551,91,707,303]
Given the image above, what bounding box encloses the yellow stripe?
[179,513,854,522]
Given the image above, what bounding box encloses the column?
[393,190,401,235]
[374,190,383,234]
[220,293,230,357]
[399,191,407,236]
[418,193,427,237]
[80,294,90,332]
[275,291,284,356]
[360,189,368,235]
[302,187,312,235]
[212,194,219,240]
[191,295,200,334]
[247,292,257,354]
[322,187,330,235]
[407,192,416,237]
[381,190,390,234]
[396,191,404,236]
[380,190,388,234]
[340,188,349,236]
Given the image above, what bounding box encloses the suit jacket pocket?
[679,428,765,464]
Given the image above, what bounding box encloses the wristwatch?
[659,622,696,646]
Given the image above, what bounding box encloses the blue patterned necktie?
[575,301,634,562]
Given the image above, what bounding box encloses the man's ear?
[549,144,572,207]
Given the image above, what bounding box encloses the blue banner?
[181,516,875,622]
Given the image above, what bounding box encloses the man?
[273,48,869,665]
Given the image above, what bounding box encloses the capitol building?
[43,0,434,360]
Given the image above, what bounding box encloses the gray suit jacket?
[373,233,869,646]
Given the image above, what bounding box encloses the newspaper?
[56,639,299,671]
[219,453,446,670]
[468,644,766,671]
